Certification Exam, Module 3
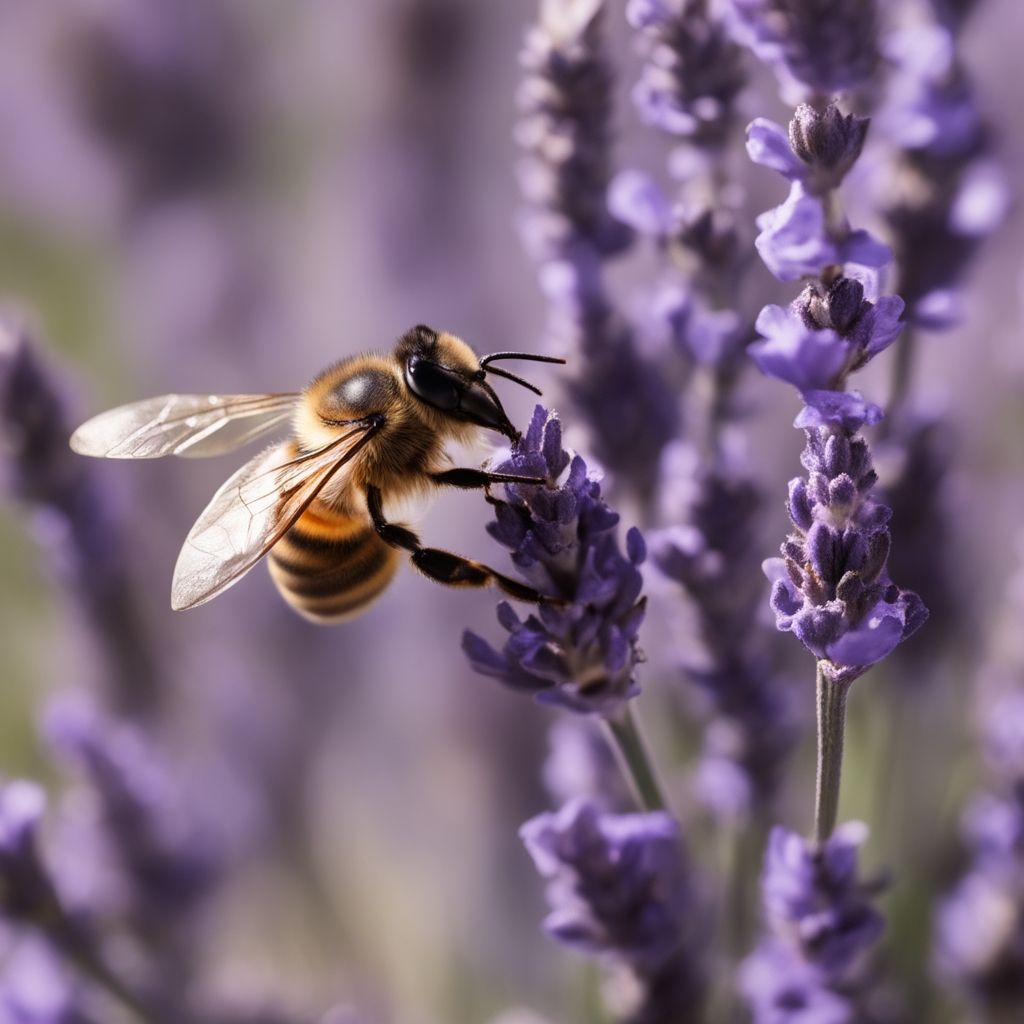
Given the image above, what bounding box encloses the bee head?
[397,325,565,443]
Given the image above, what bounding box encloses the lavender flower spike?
[463,406,647,716]
[44,696,222,937]
[516,0,679,499]
[0,318,161,714]
[626,0,746,153]
[728,0,880,99]
[935,690,1024,1014]
[765,428,926,681]
[522,799,704,1022]
[0,778,166,1023]
[740,822,885,1022]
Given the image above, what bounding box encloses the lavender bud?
[788,103,869,188]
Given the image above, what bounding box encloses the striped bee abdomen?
[268,502,400,623]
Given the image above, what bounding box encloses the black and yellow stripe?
[268,502,399,623]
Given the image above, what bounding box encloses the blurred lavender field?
[1,1,1023,1022]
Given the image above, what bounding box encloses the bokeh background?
[1,1,1022,1022]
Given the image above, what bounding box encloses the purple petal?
[795,391,884,432]
[950,159,1011,237]
[859,295,905,357]
[751,305,850,392]
[461,631,510,676]
[608,169,672,237]
[625,526,646,565]
[754,185,835,281]
[826,604,905,667]
[840,229,893,271]
[746,118,806,181]
[912,289,961,330]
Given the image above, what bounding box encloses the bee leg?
[365,485,561,606]
[429,468,546,489]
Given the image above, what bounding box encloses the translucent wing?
[70,393,300,459]
[171,421,381,610]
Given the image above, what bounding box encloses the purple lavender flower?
[748,106,868,195]
[522,798,704,1021]
[752,184,891,283]
[747,107,892,283]
[739,941,852,1024]
[740,823,884,1021]
[652,447,797,818]
[44,697,222,938]
[935,691,1024,1012]
[0,319,161,714]
[626,0,745,152]
[761,823,884,972]
[727,0,879,99]
[67,0,248,207]
[516,0,631,265]
[616,0,750,377]
[743,99,926,681]
[764,428,926,678]
[749,278,904,425]
[463,406,646,715]
[516,0,679,499]
[0,780,156,1023]
[875,20,1009,329]
[0,935,95,1024]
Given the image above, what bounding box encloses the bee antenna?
[484,364,544,396]
[480,351,567,369]
[479,351,567,396]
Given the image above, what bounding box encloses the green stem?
[603,705,668,812]
[814,663,849,846]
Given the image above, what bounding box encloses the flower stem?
[814,663,849,846]
[603,705,668,812]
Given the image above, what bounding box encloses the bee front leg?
[429,468,545,508]
[429,468,546,489]
[365,485,560,606]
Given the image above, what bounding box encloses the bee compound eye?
[405,356,460,411]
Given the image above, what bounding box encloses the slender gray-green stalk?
[603,705,668,812]
[814,663,849,846]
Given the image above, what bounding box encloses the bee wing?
[171,420,381,611]
[70,393,300,459]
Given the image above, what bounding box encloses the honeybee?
[70,325,564,622]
